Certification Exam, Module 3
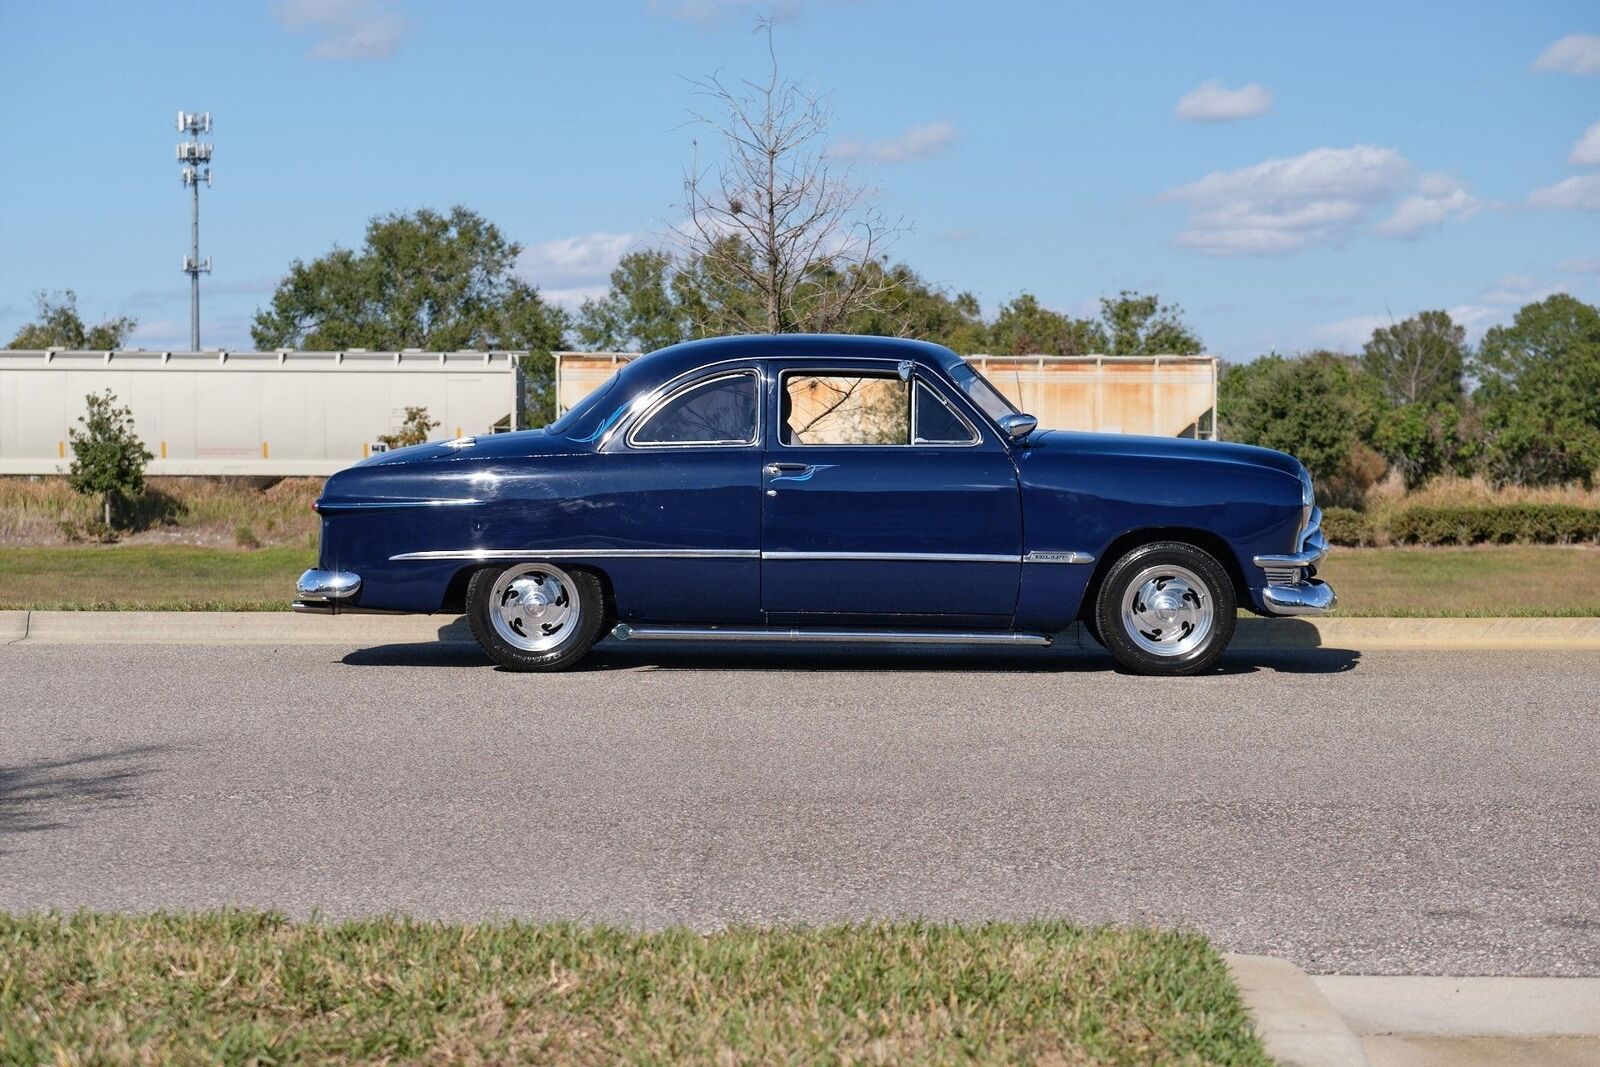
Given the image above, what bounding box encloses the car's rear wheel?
[1094,541,1235,675]
[466,562,605,672]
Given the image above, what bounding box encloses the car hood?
[1027,429,1307,480]
[353,428,586,467]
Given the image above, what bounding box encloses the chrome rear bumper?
[295,568,361,613]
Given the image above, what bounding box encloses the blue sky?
[1,0,1596,361]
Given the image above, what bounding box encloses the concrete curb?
[1226,954,1371,1067]
[1312,975,1600,1038]
[3,610,1598,649]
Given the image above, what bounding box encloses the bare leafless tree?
[675,20,901,335]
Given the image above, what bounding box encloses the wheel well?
[1077,527,1250,620]
[441,562,617,624]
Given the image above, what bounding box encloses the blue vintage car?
[296,334,1333,675]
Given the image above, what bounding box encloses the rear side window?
[630,372,758,446]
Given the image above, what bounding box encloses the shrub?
[1321,506,1377,546]
[1386,504,1600,545]
[66,390,153,532]
[234,524,261,549]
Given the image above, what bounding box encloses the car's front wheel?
[466,562,606,671]
[1094,541,1236,675]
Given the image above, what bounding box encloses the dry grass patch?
[0,913,1268,1066]
[0,476,321,547]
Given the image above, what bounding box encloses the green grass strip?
[0,913,1268,1065]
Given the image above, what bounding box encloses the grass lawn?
[0,545,313,611]
[1316,545,1600,617]
[0,913,1267,1066]
[1,543,1596,617]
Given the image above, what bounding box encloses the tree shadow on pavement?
[0,745,170,849]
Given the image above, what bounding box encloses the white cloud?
[827,121,959,164]
[1311,314,1391,350]
[1529,173,1600,211]
[517,232,640,308]
[1174,80,1273,122]
[1560,256,1600,275]
[1532,32,1600,76]
[1375,172,1481,238]
[272,0,408,61]
[1570,120,1600,166]
[1162,145,1478,255]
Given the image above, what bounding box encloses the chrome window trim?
[776,367,983,450]
[624,369,761,450]
[597,357,767,451]
[390,548,761,562]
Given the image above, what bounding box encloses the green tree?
[377,406,441,450]
[1219,351,1388,507]
[67,390,154,532]
[839,261,989,353]
[1471,294,1600,486]
[1360,310,1466,407]
[251,206,570,423]
[1373,401,1478,490]
[8,290,136,349]
[576,250,693,353]
[987,294,1106,356]
[1098,291,1203,355]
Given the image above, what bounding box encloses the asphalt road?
[3,635,1597,976]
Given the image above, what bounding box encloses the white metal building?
[0,349,522,477]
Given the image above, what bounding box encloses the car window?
[912,380,977,444]
[782,373,909,445]
[948,360,1020,425]
[630,372,758,446]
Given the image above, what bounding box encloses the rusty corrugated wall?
[552,351,1218,438]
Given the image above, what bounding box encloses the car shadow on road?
[338,618,1361,674]
[0,744,170,850]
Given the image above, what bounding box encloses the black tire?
[1094,541,1236,676]
[466,562,607,672]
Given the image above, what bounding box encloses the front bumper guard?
[1252,508,1337,616]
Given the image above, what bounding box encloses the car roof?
[613,334,964,392]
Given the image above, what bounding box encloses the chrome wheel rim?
[1120,563,1213,657]
[488,563,580,652]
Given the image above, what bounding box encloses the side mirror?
[998,413,1038,440]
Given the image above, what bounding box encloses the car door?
[760,359,1023,626]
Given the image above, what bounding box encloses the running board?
[610,624,1051,647]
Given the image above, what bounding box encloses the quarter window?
[912,380,977,444]
[631,372,758,446]
[782,373,908,445]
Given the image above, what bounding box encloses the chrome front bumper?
[294,568,361,614]
[1252,507,1337,616]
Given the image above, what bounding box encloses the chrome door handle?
[766,462,811,475]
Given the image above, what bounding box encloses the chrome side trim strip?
[389,548,761,562]
[611,624,1051,647]
[316,499,482,512]
[1023,550,1096,565]
[760,551,1019,564]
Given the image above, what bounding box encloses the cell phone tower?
[176,111,213,350]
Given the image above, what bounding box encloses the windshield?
[948,360,1020,424]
